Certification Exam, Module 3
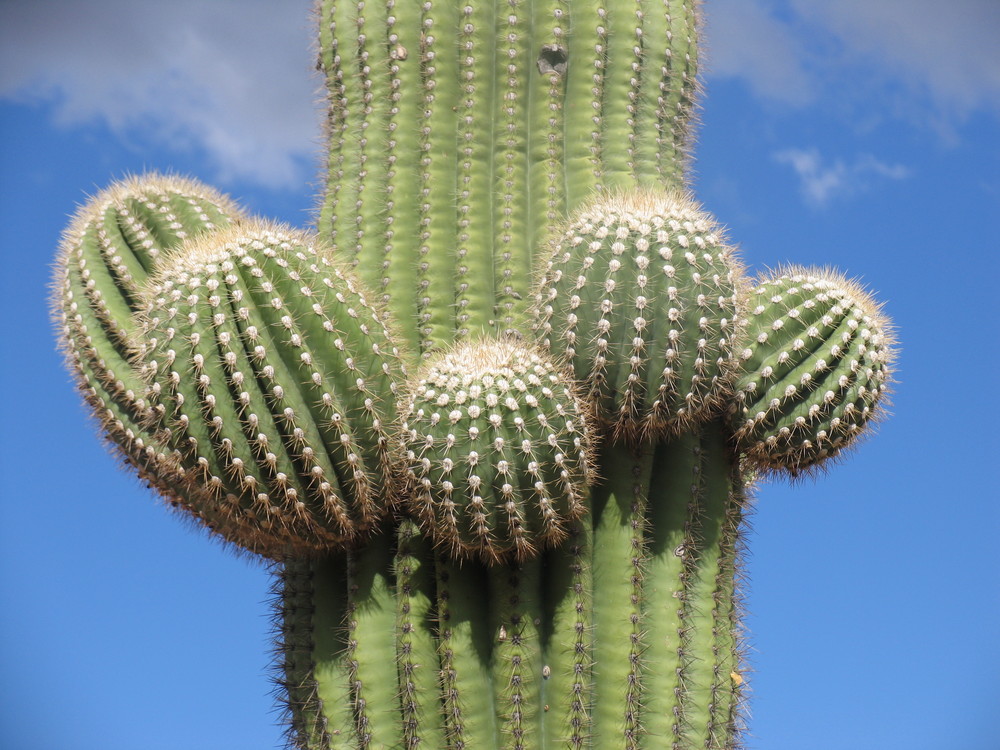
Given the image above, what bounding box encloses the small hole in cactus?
[537,44,568,75]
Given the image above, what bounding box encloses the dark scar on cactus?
[537,44,568,76]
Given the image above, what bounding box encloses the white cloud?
[702,0,1000,122]
[791,0,1000,117]
[0,0,319,188]
[701,0,814,104]
[774,148,910,206]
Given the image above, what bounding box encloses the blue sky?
[2,1,998,748]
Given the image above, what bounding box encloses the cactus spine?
[52,2,894,749]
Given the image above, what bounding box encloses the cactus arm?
[732,269,893,475]
[54,177,257,548]
[139,224,405,556]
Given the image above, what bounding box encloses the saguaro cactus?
[53,2,894,749]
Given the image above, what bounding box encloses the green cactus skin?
[534,188,743,442]
[51,2,897,749]
[315,0,701,354]
[282,2,752,749]
[731,267,894,476]
[138,221,405,557]
[589,428,745,748]
[393,520,450,750]
[53,173,245,532]
[401,340,595,563]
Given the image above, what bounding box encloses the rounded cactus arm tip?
[137,221,406,558]
[532,187,746,442]
[400,338,596,564]
[731,266,895,476]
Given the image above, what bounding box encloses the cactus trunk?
[279,428,745,748]
[278,2,745,747]
[315,0,699,352]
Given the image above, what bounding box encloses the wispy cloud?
[0,0,319,188]
[703,0,1000,123]
[774,148,910,206]
[791,0,1000,117]
[702,0,814,105]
